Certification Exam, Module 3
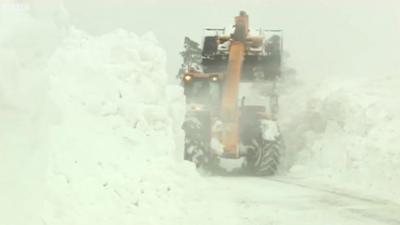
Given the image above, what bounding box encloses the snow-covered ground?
[1,4,400,225]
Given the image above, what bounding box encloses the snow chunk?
[261,120,280,141]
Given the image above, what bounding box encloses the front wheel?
[184,137,220,175]
[245,135,283,176]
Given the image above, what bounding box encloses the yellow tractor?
[179,11,284,175]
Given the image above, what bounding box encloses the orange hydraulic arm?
[219,11,249,156]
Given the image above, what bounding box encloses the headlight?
[210,75,219,81]
[183,75,192,81]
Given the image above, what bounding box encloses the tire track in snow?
[267,176,400,224]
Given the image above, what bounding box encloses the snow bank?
[0,9,63,225]
[42,27,201,225]
[0,9,201,225]
[280,74,400,201]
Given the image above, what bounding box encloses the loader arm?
[219,12,249,156]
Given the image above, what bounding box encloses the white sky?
[16,0,400,77]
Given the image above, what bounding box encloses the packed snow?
[280,74,400,201]
[42,28,200,225]
[0,10,204,225]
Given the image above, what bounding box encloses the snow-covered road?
[183,175,400,225]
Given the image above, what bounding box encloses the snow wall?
[0,7,202,225]
[280,73,400,201]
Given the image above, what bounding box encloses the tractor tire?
[184,135,219,172]
[246,136,283,176]
[184,136,206,167]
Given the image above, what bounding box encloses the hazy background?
[2,0,400,76]
[56,0,400,77]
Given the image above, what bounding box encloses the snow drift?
[41,27,205,225]
[0,9,63,225]
[0,9,200,225]
[280,74,400,201]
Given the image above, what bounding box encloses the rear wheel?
[246,135,283,176]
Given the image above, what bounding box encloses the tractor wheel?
[184,136,206,168]
[246,136,283,176]
[184,136,219,172]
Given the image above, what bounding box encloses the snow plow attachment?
[179,11,283,176]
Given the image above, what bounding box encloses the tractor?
[179,11,284,175]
